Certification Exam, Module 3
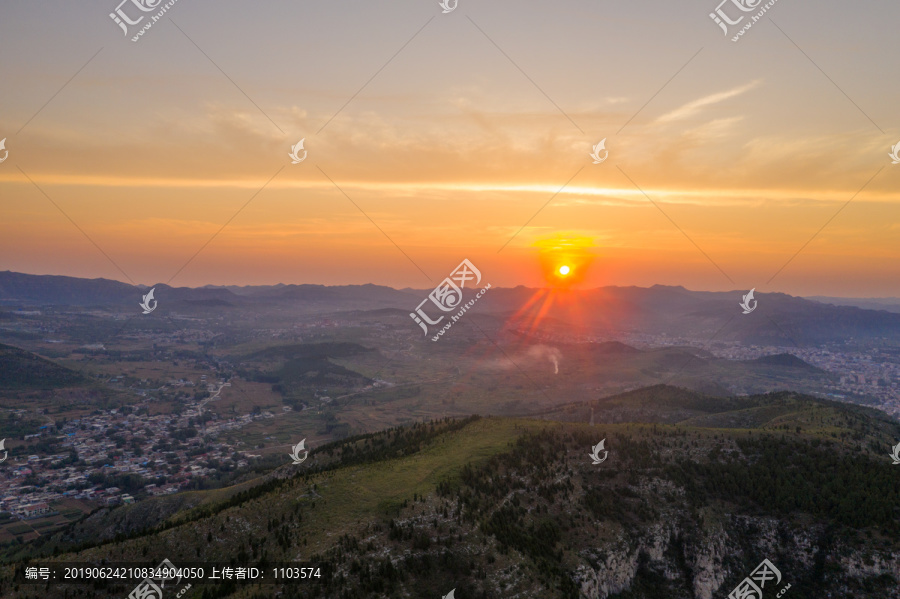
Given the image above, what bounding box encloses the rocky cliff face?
[439,425,900,599]
[571,516,885,599]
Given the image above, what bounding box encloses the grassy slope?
[8,418,535,558]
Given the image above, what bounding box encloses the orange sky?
[1,1,899,296]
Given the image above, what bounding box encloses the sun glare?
[509,235,597,339]
[534,234,595,288]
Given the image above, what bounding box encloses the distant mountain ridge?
[2,271,900,345]
[808,295,900,313]
[0,271,415,310]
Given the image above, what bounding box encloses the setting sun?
[535,234,596,288]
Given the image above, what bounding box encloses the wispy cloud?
[656,80,761,123]
[2,174,895,207]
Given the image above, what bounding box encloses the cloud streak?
[656,80,762,123]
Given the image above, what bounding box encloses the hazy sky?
[1,0,898,296]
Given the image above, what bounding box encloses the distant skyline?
[1,1,899,296]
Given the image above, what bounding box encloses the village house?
[18,503,50,518]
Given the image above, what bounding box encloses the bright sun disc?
[558,265,570,276]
